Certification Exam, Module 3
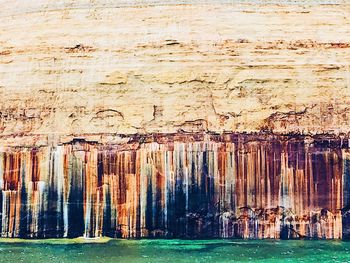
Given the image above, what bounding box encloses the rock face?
[1,0,350,239]
[0,134,347,239]
[1,1,350,146]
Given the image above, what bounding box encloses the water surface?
[0,238,350,262]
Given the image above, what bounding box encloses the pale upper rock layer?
[1,1,350,146]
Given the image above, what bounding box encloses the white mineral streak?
[0,135,346,238]
[0,0,349,240]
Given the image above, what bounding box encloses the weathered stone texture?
[1,1,350,145]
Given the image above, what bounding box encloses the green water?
[0,238,349,263]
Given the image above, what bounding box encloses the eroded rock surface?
[1,1,350,146]
[2,0,350,239]
[0,134,346,239]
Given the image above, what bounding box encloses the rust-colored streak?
[0,134,348,239]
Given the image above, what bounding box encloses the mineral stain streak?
[0,133,349,239]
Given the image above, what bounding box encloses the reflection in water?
[0,134,349,239]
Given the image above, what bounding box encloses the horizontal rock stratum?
[1,1,350,146]
[1,0,350,239]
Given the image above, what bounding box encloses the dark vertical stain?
[0,134,347,239]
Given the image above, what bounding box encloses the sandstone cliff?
[1,0,350,240]
[1,1,350,146]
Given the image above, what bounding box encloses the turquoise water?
[0,239,350,263]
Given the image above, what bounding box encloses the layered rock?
[1,0,350,239]
[1,1,350,146]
